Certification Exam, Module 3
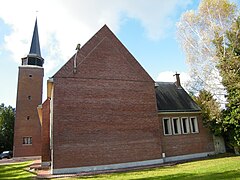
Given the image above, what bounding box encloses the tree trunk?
[234,146,239,155]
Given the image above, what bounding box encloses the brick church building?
[14,20,215,174]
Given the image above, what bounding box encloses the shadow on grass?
[0,162,34,180]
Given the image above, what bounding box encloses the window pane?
[181,117,190,134]
[172,118,181,135]
[163,118,172,135]
[164,119,169,134]
[22,137,32,144]
[190,117,199,133]
[183,119,187,133]
[192,119,196,132]
[173,119,178,134]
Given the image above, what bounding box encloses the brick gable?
[51,25,161,170]
[54,25,153,82]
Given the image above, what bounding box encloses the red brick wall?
[52,78,161,169]
[14,66,43,157]
[159,113,214,157]
[41,98,51,162]
[51,26,162,169]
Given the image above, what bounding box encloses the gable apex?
[53,25,154,83]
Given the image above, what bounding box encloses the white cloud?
[122,0,192,39]
[0,0,192,74]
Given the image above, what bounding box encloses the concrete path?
[0,156,40,165]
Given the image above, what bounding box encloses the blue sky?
[0,0,209,107]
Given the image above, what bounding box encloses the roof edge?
[158,111,201,115]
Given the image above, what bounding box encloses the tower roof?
[29,18,41,57]
[22,18,44,67]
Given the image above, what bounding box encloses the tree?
[0,104,15,152]
[214,17,240,153]
[176,0,237,103]
[193,90,223,135]
[0,103,4,110]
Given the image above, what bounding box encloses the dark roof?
[29,18,41,57]
[155,82,201,112]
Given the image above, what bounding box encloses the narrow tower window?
[29,74,32,78]
[23,137,32,145]
[27,116,30,120]
[28,96,31,100]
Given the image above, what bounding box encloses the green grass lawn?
[70,155,240,180]
[0,155,239,180]
[0,161,34,180]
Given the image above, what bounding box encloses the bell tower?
[14,19,44,157]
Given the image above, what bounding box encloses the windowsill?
[163,133,172,136]
[172,133,182,135]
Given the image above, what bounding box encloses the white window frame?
[23,137,32,145]
[171,117,181,135]
[162,117,172,135]
[181,117,190,134]
[190,117,199,133]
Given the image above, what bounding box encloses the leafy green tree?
[214,17,240,153]
[0,103,4,110]
[194,90,223,135]
[0,104,15,152]
[177,0,237,101]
